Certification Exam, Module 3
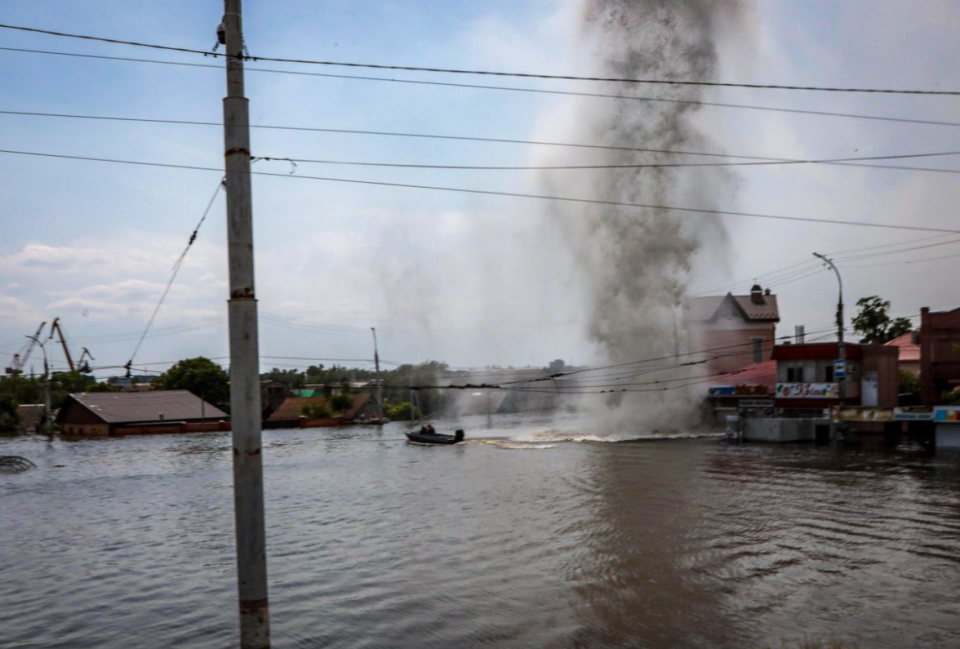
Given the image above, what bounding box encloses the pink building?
[686,285,780,374]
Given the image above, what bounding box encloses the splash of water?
[535,0,752,431]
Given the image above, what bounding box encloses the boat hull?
[405,432,461,445]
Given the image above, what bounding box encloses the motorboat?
[405,428,465,445]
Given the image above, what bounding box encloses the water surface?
[2,416,959,648]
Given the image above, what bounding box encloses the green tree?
[943,389,960,406]
[87,382,119,393]
[330,393,354,414]
[898,369,920,396]
[0,395,20,433]
[852,296,912,344]
[260,367,305,388]
[0,374,42,406]
[154,357,230,407]
[48,371,97,409]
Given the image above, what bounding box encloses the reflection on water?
[1,418,959,648]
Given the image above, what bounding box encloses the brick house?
[773,343,898,416]
[919,306,960,405]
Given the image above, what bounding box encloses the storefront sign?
[776,383,839,399]
[934,406,960,423]
[708,387,735,396]
[894,408,933,421]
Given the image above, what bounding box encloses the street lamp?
[813,253,845,426]
[27,334,52,434]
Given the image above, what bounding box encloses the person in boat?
[426,424,436,435]
[419,425,428,435]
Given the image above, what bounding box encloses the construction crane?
[4,321,46,375]
[77,348,94,374]
[47,318,93,374]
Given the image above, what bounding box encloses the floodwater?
[2,415,959,648]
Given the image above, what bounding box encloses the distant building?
[885,331,921,376]
[685,284,780,374]
[920,306,960,406]
[260,380,289,419]
[267,393,375,428]
[57,390,228,436]
[106,375,156,392]
[16,404,46,433]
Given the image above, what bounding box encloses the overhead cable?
[2,147,958,234]
[254,152,960,174]
[1,23,957,95]
[125,181,223,372]
[7,108,960,172]
[4,48,960,129]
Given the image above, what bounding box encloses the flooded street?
[3,417,960,648]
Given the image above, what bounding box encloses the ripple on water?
[1,424,960,648]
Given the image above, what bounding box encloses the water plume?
[535,0,752,431]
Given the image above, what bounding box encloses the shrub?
[301,401,333,419]
[385,401,421,421]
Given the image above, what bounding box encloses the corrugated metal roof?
[63,390,227,424]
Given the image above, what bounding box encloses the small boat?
[406,429,465,445]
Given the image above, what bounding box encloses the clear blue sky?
[1,0,959,376]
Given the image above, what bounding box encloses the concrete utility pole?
[371,327,384,422]
[221,2,270,647]
[813,253,845,426]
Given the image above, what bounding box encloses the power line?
[1,23,958,96]
[498,326,841,386]
[694,232,960,297]
[9,108,960,172]
[126,181,223,370]
[4,49,960,129]
[834,236,960,262]
[254,152,960,174]
[3,147,958,234]
[844,250,960,268]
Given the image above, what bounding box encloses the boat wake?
[515,429,724,444]
[468,439,559,450]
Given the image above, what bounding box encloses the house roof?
[708,360,778,390]
[58,390,227,424]
[885,332,920,362]
[268,393,371,421]
[686,292,780,323]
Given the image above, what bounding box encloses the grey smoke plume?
[536,0,752,429]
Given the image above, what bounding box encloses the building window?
[824,365,834,382]
[752,338,764,363]
[786,367,805,382]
